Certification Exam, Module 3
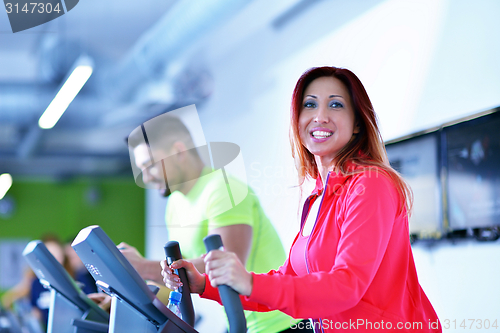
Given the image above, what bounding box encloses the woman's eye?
[303,101,316,108]
[330,101,344,108]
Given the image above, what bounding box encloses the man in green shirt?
[121,112,302,333]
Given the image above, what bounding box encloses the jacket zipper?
[305,172,330,333]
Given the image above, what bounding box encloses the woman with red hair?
[161,66,441,332]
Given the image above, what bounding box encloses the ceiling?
[0,0,278,179]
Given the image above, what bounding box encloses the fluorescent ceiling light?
[0,173,13,200]
[39,57,93,129]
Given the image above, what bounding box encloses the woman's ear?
[353,122,361,134]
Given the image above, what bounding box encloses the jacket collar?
[312,160,361,196]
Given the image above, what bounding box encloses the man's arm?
[190,224,253,273]
[117,242,164,283]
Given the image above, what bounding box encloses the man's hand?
[117,242,163,283]
[87,293,112,313]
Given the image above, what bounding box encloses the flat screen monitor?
[385,132,442,239]
[445,109,500,230]
[22,241,109,325]
[71,225,196,333]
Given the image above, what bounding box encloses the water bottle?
[167,290,183,320]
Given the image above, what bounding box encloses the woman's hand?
[160,259,206,294]
[204,250,253,296]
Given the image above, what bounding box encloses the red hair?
[289,66,412,215]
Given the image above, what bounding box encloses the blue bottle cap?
[169,290,182,302]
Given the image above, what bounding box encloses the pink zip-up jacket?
[201,164,441,332]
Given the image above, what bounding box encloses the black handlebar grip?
[164,241,195,327]
[203,234,247,333]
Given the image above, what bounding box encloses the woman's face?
[298,76,358,163]
[45,241,64,264]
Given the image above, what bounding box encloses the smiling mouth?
[311,130,333,139]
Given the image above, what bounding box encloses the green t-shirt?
[166,167,297,333]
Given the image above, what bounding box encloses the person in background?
[1,235,70,329]
[162,66,442,333]
[2,234,98,330]
[29,235,70,328]
[117,114,311,333]
[64,238,98,295]
[0,268,35,310]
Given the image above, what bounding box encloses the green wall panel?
[0,178,145,252]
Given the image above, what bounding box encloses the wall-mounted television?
[386,131,443,240]
[444,108,500,234]
[385,106,500,242]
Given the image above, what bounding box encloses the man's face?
[133,143,174,196]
